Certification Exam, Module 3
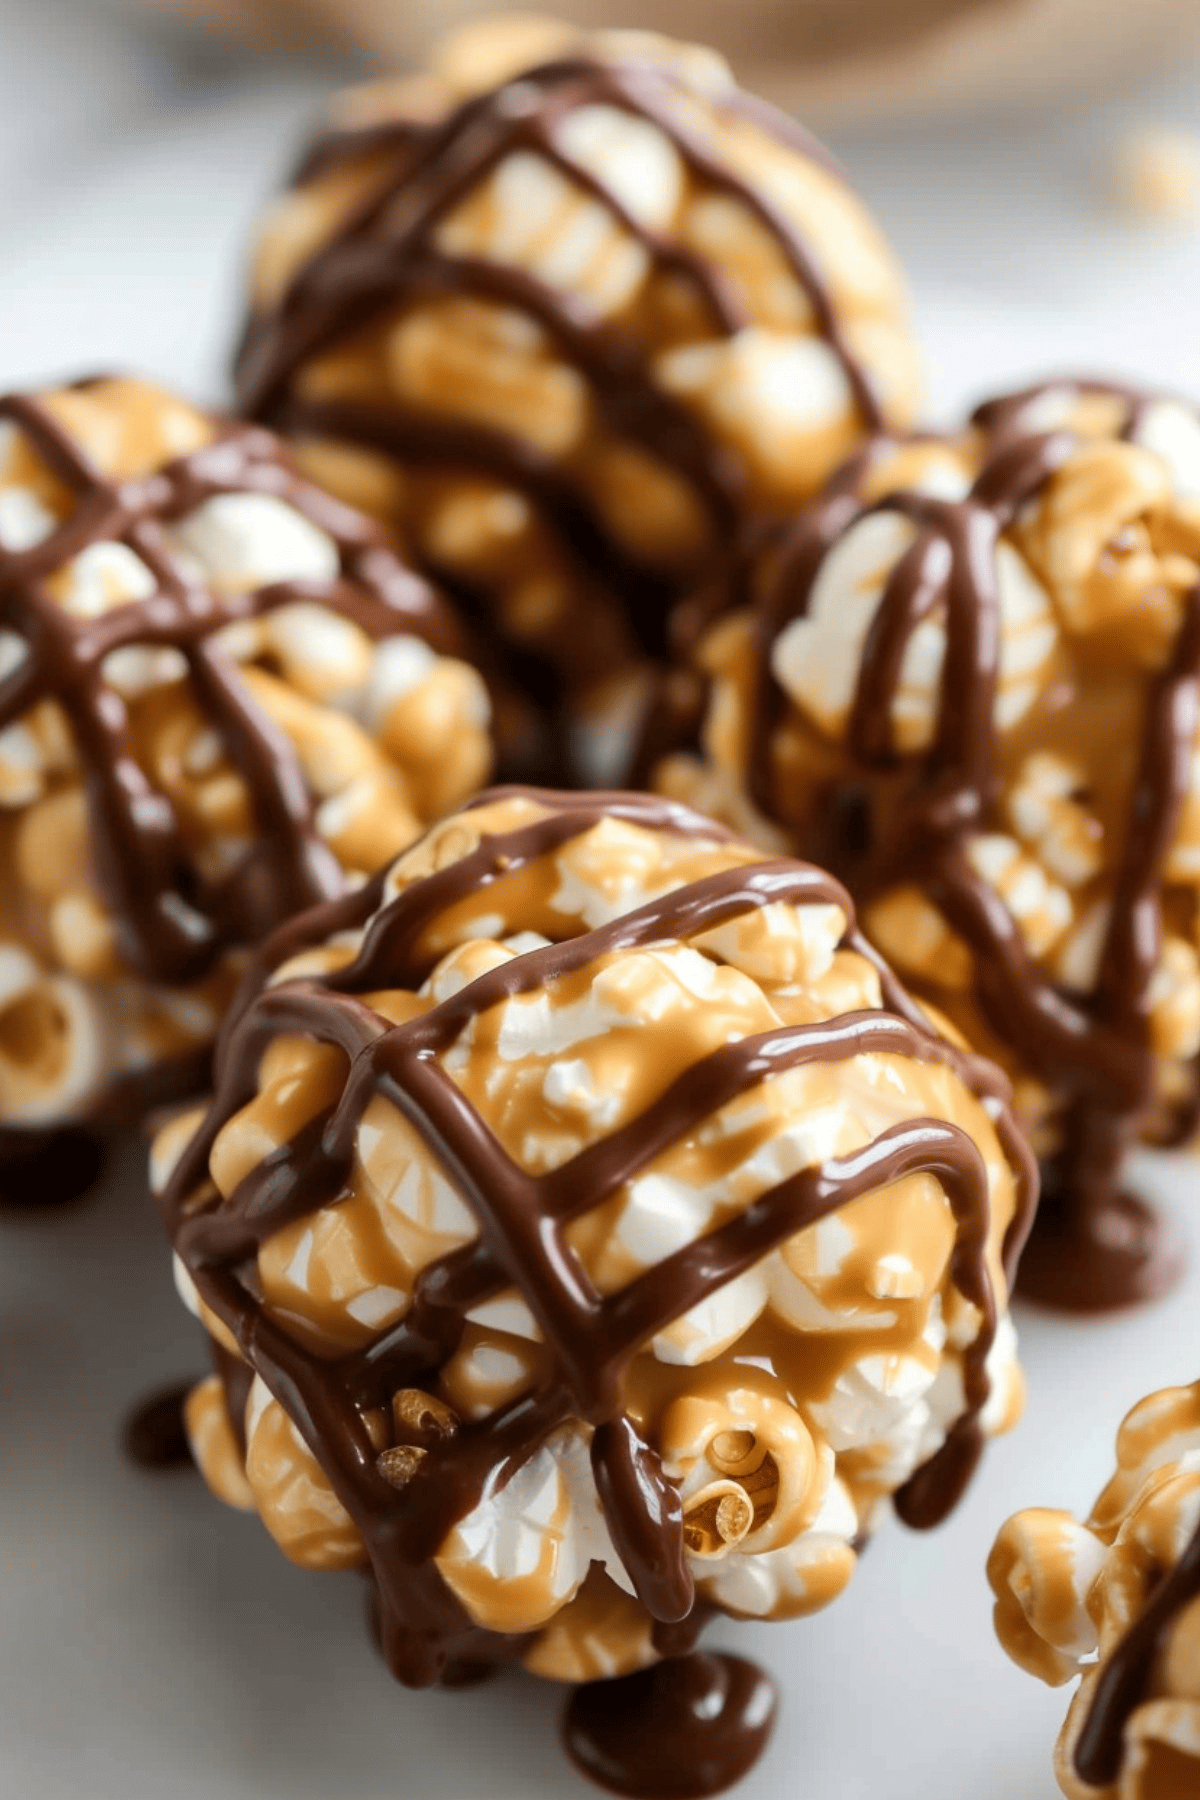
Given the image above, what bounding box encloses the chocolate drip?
[562,1651,778,1798]
[122,1382,195,1470]
[747,380,1198,1309]
[1075,1514,1200,1787]
[0,1125,105,1209]
[592,1418,693,1624]
[163,789,1034,1693]
[0,381,459,1004]
[236,54,882,669]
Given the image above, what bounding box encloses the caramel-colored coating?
[162,791,1025,1681]
[0,376,492,1128]
[239,19,919,759]
[660,386,1200,1161]
[990,1382,1200,1799]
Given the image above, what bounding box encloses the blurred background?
[3,11,1200,1800]
[2,0,1200,411]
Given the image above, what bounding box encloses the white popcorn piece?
[168,493,340,592]
[437,1425,626,1630]
[966,833,1072,959]
[0,719,45,807]
[770,510,933,750]
[555,104,684,231]
[1049,898,1110,995]
[1136,399,1200,500]
[439,147,651,319]
[1148,935,1200,1060]
[771,516,1056,753]
[699,1475,859,1621]
[657,328,854,491]
[0,485,56,553]
[991,1510,1107,1684]
[56,540,156,619]
[244,1374,368,1569]
[653,1264,770,1366]
[101,646,190,699]
[261,602,373,705]
[1007,754,1103,889]
[357,634,438,732]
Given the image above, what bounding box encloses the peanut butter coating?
[991,1382,1200,1799]
[0,375,491,1129]
[234,20,919,762]
[159,787,1033,1690]
[659,379,1200,1308]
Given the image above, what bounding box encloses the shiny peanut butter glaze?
[659,379,1200,1309]
[158,787,1032,1708]
[234,17,919,768]
[0,374,491,1134]
[991,1382,1200,1799]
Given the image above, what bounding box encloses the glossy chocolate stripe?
[0,383,458,993]
[163,788,1025,1698]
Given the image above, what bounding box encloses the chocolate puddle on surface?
[562,1652,778,1798]
[122,1381,197,1471]
[0,1127,107,1212]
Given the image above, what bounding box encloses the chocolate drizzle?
[745,380,1200,1309]
[562,1651,778,1798]
[235,53,883,670]
[162,787,1034,1694]
[0,380,460,1003]
[1075,1513,1200,1788]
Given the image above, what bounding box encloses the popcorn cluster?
[659,380,1200,1303]
[235,17,919,774]
[158,788,1032,1686]
[0,375,491,1129]
[990,1381,1200,1799]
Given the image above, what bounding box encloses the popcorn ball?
[158,785,1032,1784]
[990,1380,1200,1800]
[0,374,492,1137]
[234,16,920,774]
[658,378,1200,1311]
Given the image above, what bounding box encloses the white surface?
[5,6,1200,1797]
[5,1146,1200,1800]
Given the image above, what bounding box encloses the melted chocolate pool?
[562,1653,778,1799]
[0,1127,106,1211]
[122,1382,195,1471]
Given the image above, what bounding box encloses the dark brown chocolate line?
[236,52,883,672]
[0,382,459,998]
[163,790,1029,1688]
[1075,1502,1200,1786]
[1062,590,1200,1782]
[747,380,1193,1261]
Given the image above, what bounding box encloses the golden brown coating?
[991,1382,1200,1800]
[659,380,1200,1298]
[235,18,919,770]
[158,788,1030,1686]
[0,375,492,1128]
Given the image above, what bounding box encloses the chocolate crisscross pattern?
[0,383,460,992]
[235,51,884,667]
[164,788,1036,1687]
[741,381,1200,1262]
